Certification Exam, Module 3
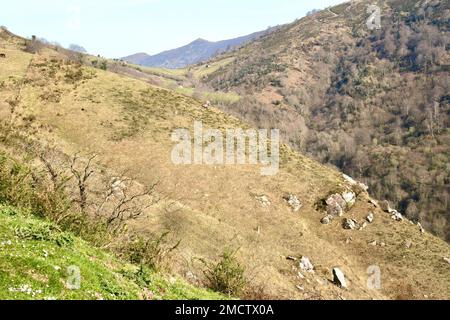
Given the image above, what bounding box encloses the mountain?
[196,0,450,242]
[122,29,272,69]
[1,21,449,300]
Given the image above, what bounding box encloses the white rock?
[299,257,314,273]
[391,211,403,221]
[443,257,450,265]
[285,195,302,212]
[369,199,379,208]
[366,213,374,223]
[255,195,271,208]
[332,268,348,288]
[343,218,358,230]
[343,174,357,185]
[342,191,356,207]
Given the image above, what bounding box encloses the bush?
[122,232,180,271]
[202,249,246,296]
[14,219,74,247]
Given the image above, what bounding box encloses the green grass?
[0,204,226,300]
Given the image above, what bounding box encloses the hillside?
[0,204,225,300]
[122,29,271,69]
[0,25,449,300]
[197,0,450,241]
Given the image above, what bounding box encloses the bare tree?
[70,153,97,212]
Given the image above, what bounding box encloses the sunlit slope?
[1,28,449,300]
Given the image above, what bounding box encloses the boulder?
[285,195,302,212]
[332,268,348,289]
[342,191,356,207]
[391,210,403,221]
[380,200,395,213]
[343,174,357,185]
[299,257,314,273]
[343,174,368,192]
[326,194,347,216]
[321,215,334,225]
[444,257,450,265]
[366,213,374,223]
[343,218,358,230]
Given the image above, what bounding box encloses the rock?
[299,257,314,273]
[443,257,450,265]
[326,194,347,216]
[343,174,368,192]
[321,215,334,225]
[391,210,404,221]
[255,195,271,208]
[332,268,347,289]
[343,218,358,230]
[405,240,413,249]
[381,200,395,213]
[296,285,304,291]
[343,174,357,185]
[202,100,211,108]
[342,191,356,207]
[366,213,374,223]
[357,182,369,192]
[368,240,378,246]
[285,195,302,212]
[359,222,368,230]
[369,199,379,208]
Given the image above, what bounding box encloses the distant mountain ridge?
[122,29,273,69]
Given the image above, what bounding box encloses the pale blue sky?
[0,0,348,58]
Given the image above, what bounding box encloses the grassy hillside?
[0,204,225,300]
[198,0,450,241]
[0,25,449,300]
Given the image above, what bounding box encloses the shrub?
[202,249,246,296]
[122,232,180,271]
[14,219,74,247]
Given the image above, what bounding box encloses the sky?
[0,0,348,58]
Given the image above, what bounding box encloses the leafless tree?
[70,153,97,212]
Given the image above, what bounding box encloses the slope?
[198,0,450,241]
